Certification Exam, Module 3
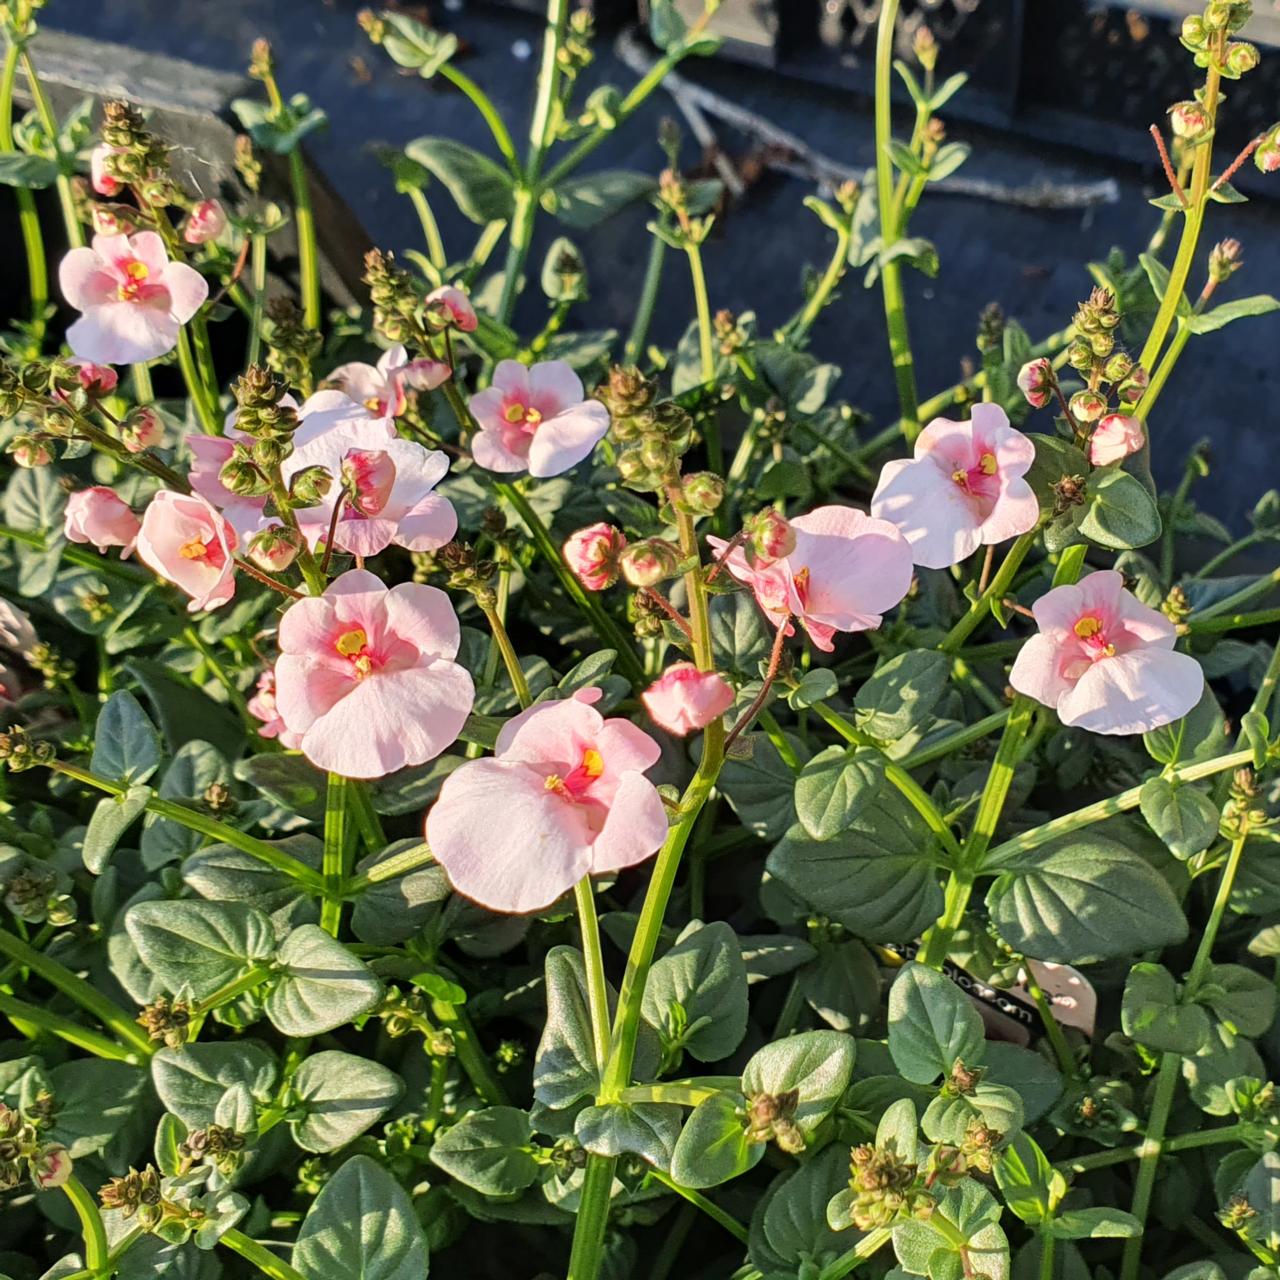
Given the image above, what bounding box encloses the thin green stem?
[817,1226,894,1280]
[131,361,153,405]
[481,600,531,708]
[248,232,267,368]
[194,963,273,1016]
[440,63,521,177]
[625,235,666,364]
[497,184,536,326]
[0,927,154,1057]
[1191,530,1269,580]
[189,311,221,404]
[345,840,431,893]
[901,709,1012,768]
[1023,964,1077,1080]
[20,47,82,247]
[1141,322,1191,426]
[939,532,1038,653]
[684,241,722,478]
[1186,606,1280,635]
[792,219,851,341]
[566,1155,620,1280]
[289,151,320,329]
[321,773,349,935]
[63,1176,109,1272]
[347,780,385,855]
[646,1167,749,1243]
[0,992,142,1062]
[0,36,46,340]
[175,326,220,434]
[430,997,509,1105]
[221,1230,306,1280]
[1192,567,1280,623]
[1056,1122,1247,1174]
[1160,436,1202,586]
[1039,1232,1055,1280]
[574,878,611,1073]
[407,186,447,276]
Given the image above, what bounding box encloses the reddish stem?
[1150,125,1188,208]
[1212,134,1264,192]
[723,618,789,754]
[640,586,693,640]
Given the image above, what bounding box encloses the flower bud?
[563,522,627,592]
[1256,125,1280,174]
[1181,14,1207,46]
[1209,237,1243,283]
[1103,352,1133,384]
[424,284,478,333]
[289,464,333,507]
[248,524,302,572]
[1117,364,1149,405]
[1225,41,1260,76]
[120,406,163,453]
[9,437,52,468]
[340,449,396,516]
[1013,358,1054,407]
[1069,389,1107,424]
[746,508,796,565]
[642,664,735,736]
[912,24,938,71]
[183,198,228,245]
[1089,414,1145,467]
[619,538,679,588]
[67,358,118,399]
[32,1144,72,1190]
[681,471,725,516]
[1170,100,1211,140]
[251,435,292,469]
[219,451,269,498]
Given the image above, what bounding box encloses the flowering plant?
[1,2,1279,1279]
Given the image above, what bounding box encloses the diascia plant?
[1,0,1280,1277]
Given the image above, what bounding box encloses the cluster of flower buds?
[557,7,595,83]
[378,986,453,1055]
[437,541,498,610]
[548,1136,589,1179]
[364,248,426,347]
[223,366,300,497]
[97,100,172,201]
[263,297,322,387]
[0,1100,71,1193]
[136,996,194,1049]
[1256,123,1280,174]
[99,1165,165,1228]
[656,168,713,249]
[845,1141,934,1230]
[598,366,695,493]
[495,1039,526,1074]
[0,725,56,771]
[1223,767,1269,835]
[2,861,74,926]
[27,640,75,692]
[714,309,747,359]
[744,1088,805,1155]
[1069,287,1122,364]
[1219,1192,1259,1235]
[942,1058,982,1098]
[178,1124,247,1178]
[234,134,263,193]
[1181,1,1257,78]
[675,471,725,519]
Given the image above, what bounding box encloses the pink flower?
[427,692,667,913]
[89,144,122,197]
[1009,569,1203,735]
[870,404,1040,570]
[642,664,735,736]
[64,487,140,556]
[273,569,474,778]
[469,359,610,478]
[564,523,627,591]
[183,199,227,245]
[709,506,914,652]
[426,285,478,332]
[324,344,451,422]
[66,358,118,398]
[136,490,237,613]
[281,423,457,558]
[294,388,399,448]
[248,668,302,749]
[59,232,208,365]
[1017,358,1053,409]
[0,600,36,652]
[187,432,269,541]
[1089,414,1145,467]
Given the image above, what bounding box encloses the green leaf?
[4,467,64,594]
[91,690,162,785]
[1139,252,1191,317]
[1182,1021,1265,1116]
[931,72,968,111]
[1198,963,1277,1037]
[795,747,876,841]
[381,12,458,77]
[82,784,151,874]
[1049,1207,1142,1240]
[928,142,971,182]
[264,925,382,1036]
[1139,777,1220,859]
[1024,434,1089,515]
[291,1051,404,1153]
[1121,963,1210,1055]
[230,94,327,154]
[984,834,1188,962]
[669,1093,762,1188]
[141,741,231,868]
[124,657,246,761]
[294,1154,430,1280]
[1235,1153,1280,1252]
[126,899,274,999]
[151,1041,277,1127]
[648,0,687,49]
[545,170,656,228]
[751,1146,849,1272]
[1186,295,1280,334]
[642,920,749,1063]
[575,1101,682,1168]
[430,1106,540,1196]
[710,591,772,670]
[47,1060,149,1159]
[718,732,802,840]
[787,668,839,710]
[894,1178,1008,1280]
[1076,470,1162,550]
[404,137,515,224]
[885,138,927,178]
[1144,686,1228,766]
[798,938,882,1033]
[994,1133,1060,1225]
[741,1030,857,1139]
[855,649,950,742]
[880,236,939,278]
[922,1082,1024,1145]
[0,152,58,187]
[351,843,450,945]
[887,963,985,1085]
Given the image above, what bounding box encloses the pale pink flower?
[187,432,269,542]
[564,523,627,591]
[1016,358,1053,409]
[136,490,237,613]
[708,506,914,653]
[0,600,37,652]
[324,344,450,422]
[870,404,1040,570]
[281,423,456,558]
[427,692,667,913]
[426,285,478,332]
[59,232,208,365]
[248,669,302,749]
[64,487,140,556]
[1089,414,1145,467]
[273,569,474,778]
[66,358,118,398]
[294,388,399,448]
[1009,569,1203,735]
[183,199,227,245]
[642,664,735,737]
[89,144,123,197]
[469,359,609,478]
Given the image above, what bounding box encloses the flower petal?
[526,402,610,477]
[591,771,669,875]
[1056,648,1204,736]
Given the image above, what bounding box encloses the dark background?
[38,0,1280,524]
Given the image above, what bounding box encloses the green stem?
[617,1081,733,1107]
[624,235,666,364]
[175,326,220,433]
[63,1176,109,1272]
[684,240,722,478]
[407,186,447,276]
[48,759,328,892]
[0,927,154,1057]
[347,780,385,855]
[873,0,919,441]
[20,48,82,247]
[430,997,509,1105]
[189,311,221,404]
[900,709,1012,769]
[792,219,851,341]
[132,361,154,406]
[248,233,267,368]
[321,773,349,935]
[0,36,46,340]
[345,840,431,892]
[1039,1232,1055,1280]
[1141,322,1191,426]
[574,878,611,1073]
[194,963,273,1015]
[1191,529,1268,580]
[1023,964,1077,1080]
[646,1167,749,1243]
[1192,567,1280,623]
[221,1230,306,1280]
[1057,1122,1247,1173]
[182,626,252,724]
[497,184,536,327]
[1186,606,1280,635]
[289,151,320,329]
[939,532,1038,653]
[440,63,521,176]
[817,1226,893,1280]
[0,992,142,1062]
[480,600,531,708]
[566,1156,620,1280]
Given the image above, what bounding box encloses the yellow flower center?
[335,627,368,657]
[363,396,383,413]
[117,259,151,302]
[978,451,998,475]
[544,773,565,793]
[1073,616,1101,638]
[580,748,603,778]
[503,402,542,428]
[126,261,150,281]
[503,402,526,424]
[178,537,208,560]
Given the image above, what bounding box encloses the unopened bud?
[1016,357,1054,409]
[619,538,679,588]
[681,471,725,516]
[1256,125,1280,174]
[9,437,52,468]
[1170,100,1211,140]
[357,9,387,42]
[219,452,268,498]
[1209,237,1243,282]
[563,523,627,592]
[32,1145,72,1190]
[1225,41,1260,76]
[289,465,333,507]
[912,24,937,71]
[746,508,796,565]
[1069,389,1107,424]
[183,199,227,245]
[248,524,302,572]
[121,406,163,453]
